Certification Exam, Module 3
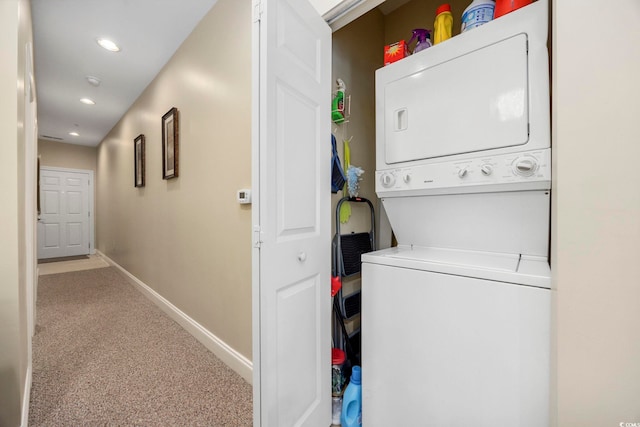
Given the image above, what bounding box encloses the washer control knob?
[458,167,468,178]
[513,157,537,177]
[381,172,396,187]
[480,164,493,176]
[403,173,411,183]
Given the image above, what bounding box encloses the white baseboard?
[21,365,31,427]
[97,251,253,384]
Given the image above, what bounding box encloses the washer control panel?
[377,149,550,195]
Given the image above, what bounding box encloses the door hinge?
[253,225,263,249]
[253,0,263,23]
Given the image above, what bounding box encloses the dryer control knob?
[381,172,396,187]
[513,157,537,177]
[458,167,468,178]
[403,173,411,183]
[481,165,493,176]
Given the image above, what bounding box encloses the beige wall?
[39,139,97,171]
[552,0,640,424]
[331,9,384,238]
[0,0,34,425]
[96,0,252,363]
[383,0,468,45]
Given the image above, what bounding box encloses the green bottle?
[332,78,346,124]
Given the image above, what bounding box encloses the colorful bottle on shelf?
[434,3,453,45]
[408,29,432,54]
[461,0,495,33]
[341,366,362,427]
[494,0,533,19]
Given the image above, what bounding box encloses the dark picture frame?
[134,134,145,187]
[162,107,179,179]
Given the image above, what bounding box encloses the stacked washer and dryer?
[361,1,551,425]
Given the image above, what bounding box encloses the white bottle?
[461,0,495,32]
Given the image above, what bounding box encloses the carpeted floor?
[29,267,252,426]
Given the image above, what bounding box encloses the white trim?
[39,166,96,255]
[20,365,32,427]
[97,251,253,384]
[23,42,36,427]
[324,0,384,31]
[251,0,262,423]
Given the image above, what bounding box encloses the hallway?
[29,267,252,426]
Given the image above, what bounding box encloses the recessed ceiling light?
[86,75,101,86]
[69,132,80,136]
[80,98,95,105]
[96,38,120,52]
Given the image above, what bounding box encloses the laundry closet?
[328,0,475,358]
[328,0,552,425]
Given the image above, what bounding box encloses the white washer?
[361,247,550,426]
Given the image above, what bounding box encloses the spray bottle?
[408,29,432,54]
[332,79,346,124]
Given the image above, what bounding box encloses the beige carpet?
[29,267,252,426]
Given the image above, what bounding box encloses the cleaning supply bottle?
[408,29,432,54]
[341,366,362,427]
[332,79,346,124]
[461,0,495,33]
[433,4,453,45]
[494,0,532,19]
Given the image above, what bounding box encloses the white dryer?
[361,1,551,425]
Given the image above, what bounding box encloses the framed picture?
[162,107,179,179]
[134,134,145,187]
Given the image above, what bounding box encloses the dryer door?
[380,33,529,164]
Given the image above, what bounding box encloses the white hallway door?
[38,168,93,259]
[252,0,332,425]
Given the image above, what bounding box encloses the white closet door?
[253,0,332,425]
[38,168,90,259]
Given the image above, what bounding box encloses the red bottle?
[494,0,532,19]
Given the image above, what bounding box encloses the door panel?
[43,190,59,214]
[276,275,322,424]
[43,224,59,248]
[276,84,318,235]
[38,168,91,259]
[255,0,331,425]
[67,191,82,213]
[67,223,83,247]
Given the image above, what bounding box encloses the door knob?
[297,252,307,262]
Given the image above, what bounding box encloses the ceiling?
[32,0,219,147]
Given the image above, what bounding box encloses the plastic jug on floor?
[341,366,362,427]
